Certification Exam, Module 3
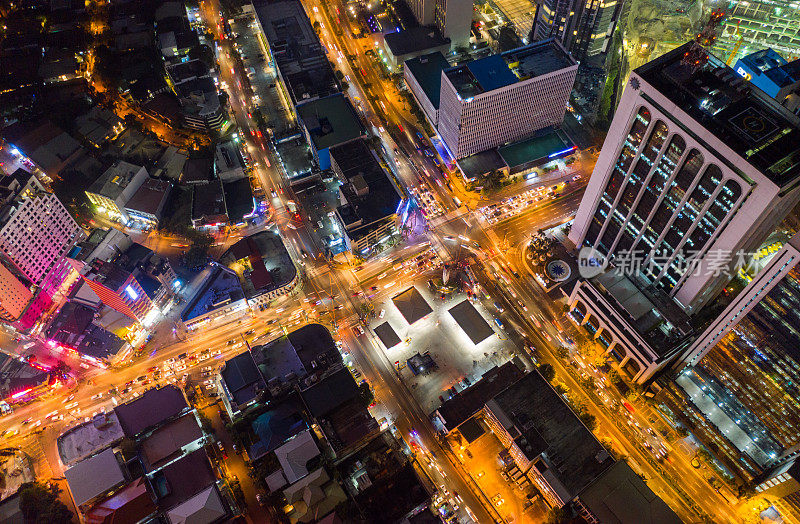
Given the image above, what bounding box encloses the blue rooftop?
[467,55,517,92]
[181,264,245,322]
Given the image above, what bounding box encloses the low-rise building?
[123,177,172,230]
[296,94,365,170]
[218,230,297,306]
[382,27,450,71]
[85,161,149,224]
[75,106,125,148]
[57,412,125,467]
[329,138,406,256]
[64,447,127,511]
[181,264,246,331]
[0,119,83,182]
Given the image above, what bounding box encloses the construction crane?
[726,20,743,65]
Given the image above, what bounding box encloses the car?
[493,301,504,313]
[136,375,146,383]
[354,325,365,336]
[91,392,103,400]
[494,318,505,330]
[21,418,32,425]
[217,441,226,457]
[66,394,75,402]
[379,309,385,319]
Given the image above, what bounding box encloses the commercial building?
[85,161,150,224]
[405,0,435,26]
[0,169,81,301]
[329,138,406,256]
[404,51,450,126]
[123,177,172,230]
[437,39,577,158]
[296,94,365,170]
[734,49,800,114]
[532,0,624,62]
[669,233,800,487]
[569,42,800,314]
[181,264,246,331]
[433,0,473,48]
[566,270,694,383]
[0,119,83,182]
[218,230,297,306]
[383,27,450,71]
[253,0,340,110]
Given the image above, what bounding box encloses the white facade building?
[569,42,800,314]
[0,178,81,298]
[437,39,577,158]
[434,0,473,48]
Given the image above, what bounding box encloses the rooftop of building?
[45,301,95,339]
[457,148,507,180]
[323,397,380,451]
[0,119,82,172]
[296,94,365,152]
[220,350,265,409]
[636,42,800,187]
[497,128,573,169]
[253,0,339,104]
[222,177,255,225]
[219,230,296,299]
[435,362,524,431]
[113,385,189,438]
[0,352,50,399]
[75,105,123,145]
[275,429,321,484]
[300,366,360,418]
[124,177,171,217]
[64,447,126,507]
[444,38,575,98]
[577,460,682,524]
[250,395,307,459]
[331,138,403,239]
[384,26,449,57]
[164,485,227,524]
[191,179,227,225]
[587,270,694,357]
[78,323,126,360]
[488,370,614,501]
[149,448,216,511]
[181,264,244,322]
[404,51,449,110]
[181,156,214,184]
[84,477,156,524]
[214,139,245,178]
[87,161,146,200]
[139,412,204,472]
[57,412,125,466]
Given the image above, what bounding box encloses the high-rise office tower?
[434,0,473,48]
[670,233,800,502]
[569,42,800,313]
[405,0,435,26]
[437,39,577,158]
[532,0,624,62]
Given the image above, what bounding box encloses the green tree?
[358,382,374,407]
[197,411,215,434]
[18,482,73,524]
[546,506,570,524]
[188,44,215,68]
[537,363,555,382]
[579,412,597,431]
